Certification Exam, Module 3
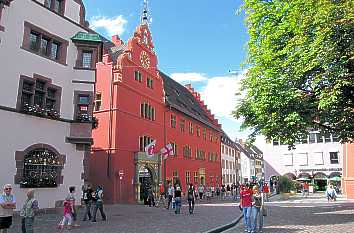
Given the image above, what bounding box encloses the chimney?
[112,35,123,46]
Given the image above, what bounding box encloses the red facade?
[90,23,222,203]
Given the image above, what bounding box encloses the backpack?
[188,188,194,200]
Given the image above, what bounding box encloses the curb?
[204,193,279,233]
[204,214,243,233]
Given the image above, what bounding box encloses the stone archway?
[134,152,160,203]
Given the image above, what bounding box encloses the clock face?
[140,51,150,68]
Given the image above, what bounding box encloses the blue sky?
[83,0,250,140]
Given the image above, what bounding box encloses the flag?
[160,143,174,159]
[145,140,156,157]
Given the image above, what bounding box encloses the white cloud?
[90,15,128,37]
[200,71,246,122]
[170,73,208,84]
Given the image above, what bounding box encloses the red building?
[90,12,222,204]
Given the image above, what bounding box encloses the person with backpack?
[187,184,196,214]
[92,186,106,222]
[82,184,93,221]
[20,189,39,233]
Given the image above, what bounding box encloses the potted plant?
[278,176,293,200]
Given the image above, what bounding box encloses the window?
[40,37,50,56]
[316,133,323,143]
[193,171,198,184]
[324,133,332,143]
[273,139,280,146]
[180,119,185,132]
[147,77,153,89]
[134,70,142,82]
[183,145,192,158]
[23,22,67,64]
[313,152,324,165]
[139,135,154,152]
[332,134,339,142]
[209,132,213,142]
[18,76,61,119]
[189,122,193,134]
[46,0,64,14]
[76,95,90,121]
[172,171,179,185]
[203,128,207,140]
[196,127,201,137]
[21,148,64,188]
[296,153,308,166]
[309,133,316,144]
[29,32,40,51]
[94,93,102,111]
[170,114,176,128]
[196,149,205,160]
[222,145,224,154]
[185,171,190,186]
[140,102,155,121]
[170,142,177,156]
[330,152,339,164]
[82,51,92,68]
[283,154,293,166]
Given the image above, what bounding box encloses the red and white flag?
[145,140,156,157]
[160,143,174,159]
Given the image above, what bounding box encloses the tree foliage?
[234,0,354,147]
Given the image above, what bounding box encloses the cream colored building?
[0,0,103,209]
[221,133,241,185]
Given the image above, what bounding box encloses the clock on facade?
[140,51,150,68]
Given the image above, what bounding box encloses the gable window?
[189,122,193,135]
[82,51,93,68]
[147,77,153,89]
[330,152,339,164]
[94,93,102,111]
[180,119,185,132]
[170,114,176,128]
[139,135,154,152]
[23,22,68,65]
[140,102,155,121]
[18,75,61,119]
[135,70,142,82]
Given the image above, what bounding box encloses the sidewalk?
[11,198,241,233]
[225,193,354,233]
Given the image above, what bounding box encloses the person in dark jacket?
[187,184,196,214]
[82,184,93,221]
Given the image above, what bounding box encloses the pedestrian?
[58,200,72,231]
[227,184,231,198]
[0,184,16,233]
[326,185,337,202]
[174,185,182,214]
[251,186,264,233]
[302,182,309,198]
[92,186,106,222]
[263,183,270,202]
[216,185,220,198]
[65,186,79,227]
[82,184,93,221]
[155,182,166,208]
[221,185,226,199]
[147,188,155,207]
[198,185,204,200]
[166,183,174,210]
[187,184,195,214]
[20,189,39,233]
[240,184,253,233]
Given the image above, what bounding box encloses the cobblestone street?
[11,199,240,233]
[226,193,354,233]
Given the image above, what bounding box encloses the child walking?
[58,201,72,231]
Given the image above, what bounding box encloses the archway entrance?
[134,152,160,203]
[139,166,154,204]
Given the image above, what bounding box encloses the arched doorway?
[138,166,155,204]
[313,172,327,191]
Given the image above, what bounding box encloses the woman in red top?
[263,183,269,202]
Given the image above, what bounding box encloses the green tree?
[234,0,354,147]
